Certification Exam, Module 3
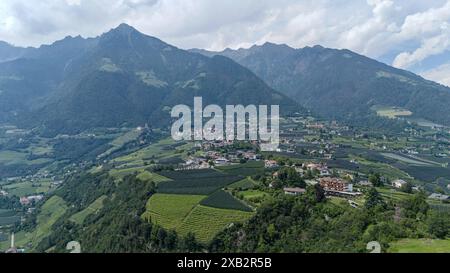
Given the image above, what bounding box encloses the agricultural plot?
[381,153,436,166]
[112,138,190,167]
[217,161,264,177]
[177,205,254,243]
[394,163,450,182]
[142,194,206,231]
[200,190,253,212]
[347,156,412,181]
[373,106,412,119]
[389,239,450,253]
[0,150,51,166]
[377,188,412,202]
[0,209,20,226]
[70,195,107,225]
[157,169,242,195]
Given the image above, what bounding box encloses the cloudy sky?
[1,0,450,86]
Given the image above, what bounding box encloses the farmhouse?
[392,179,407,189]
[283,187,306,195]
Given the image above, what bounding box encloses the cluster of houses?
[179,147,262,170]
[19,195,44,206]
[283,176,361,198]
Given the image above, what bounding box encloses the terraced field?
[177,205,253,243]
[143,193,254,243]
[142,194,206,230]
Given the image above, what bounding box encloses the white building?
[284,187,306,196]
[392,179,407,189]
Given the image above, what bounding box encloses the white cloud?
[393,30,450,68]
[421,63,450,87]
[392,1,450,69]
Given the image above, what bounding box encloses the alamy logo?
[171,97,279,151]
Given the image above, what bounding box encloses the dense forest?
[209,188,450,253]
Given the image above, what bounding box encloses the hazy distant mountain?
[0,41,30,63]
[192,43,450,127]
[0,24,299,135]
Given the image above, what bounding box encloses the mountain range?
[0,24,298,136]
[192,43,450,127]
[1,24,450,136]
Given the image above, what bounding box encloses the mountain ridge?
[0,24,300,135]
[191,43,450,127]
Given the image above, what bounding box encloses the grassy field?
[239,190,268,200]
[389,239,450,253]
[70,195,107,225]
[177,205,254,243]
[3,179,53,197]
[0,150,51,166]
[142,194,206,231]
